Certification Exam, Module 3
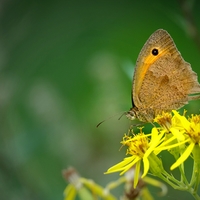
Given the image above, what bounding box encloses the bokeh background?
[1,0,200,199]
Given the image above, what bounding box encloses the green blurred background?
[1,0,200,199]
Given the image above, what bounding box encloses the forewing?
[138,53,200,111]
[132,29,200,110]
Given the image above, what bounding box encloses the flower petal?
[105,156,138,174]
[142,157,149,178]
[119,157,141,175]
[170,142,195,170]
[134,161,141,188]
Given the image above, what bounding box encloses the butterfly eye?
[152,48,159,56]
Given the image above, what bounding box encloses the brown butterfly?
[126,29,200,122]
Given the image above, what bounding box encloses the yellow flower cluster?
[105,110,200,191]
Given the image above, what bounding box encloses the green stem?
[191,145,200,192]
[178,162,189,186]
[148,148,200,199]
[188,188,200,200]
[148,153,184,189]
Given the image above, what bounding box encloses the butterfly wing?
[138,54,200,110]
[131,29,200,117]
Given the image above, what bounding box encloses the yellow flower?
[154,110,200,170]
[154,111,172,131]
[105,128,165,187]
[105,110,200,195]
[169,110,200,170]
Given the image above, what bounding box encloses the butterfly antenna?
[118,112,127,120]
[96,119,106,128]
[96,112,125,128]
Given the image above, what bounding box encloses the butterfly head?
[126,108,137,121]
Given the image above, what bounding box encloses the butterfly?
[126,29,200,122]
